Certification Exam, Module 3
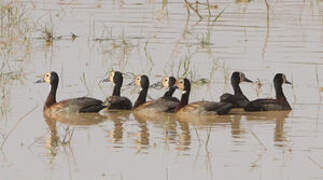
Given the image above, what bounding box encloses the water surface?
[1,0,323,179]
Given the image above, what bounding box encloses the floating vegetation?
[36,25,78,43]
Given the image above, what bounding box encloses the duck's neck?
[163,86,176,98]
[133,87,148,109]
[175,89,190,112]
[112,83,121,96]
[232,80,243,95]
[275,83,286,99]
[45,83,57,109]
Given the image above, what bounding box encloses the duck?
[175,78,233,115]
[132,75,178,112]
[101,71,132,110]
[220,71,253,108]
[244,73,292,111]
[36,71,105,114]
[158,76,180,103]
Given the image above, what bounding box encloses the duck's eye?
[165,79,168,82]
[45,74,49,77]
[180,81,183,84]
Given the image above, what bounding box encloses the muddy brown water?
[1,0,323,179]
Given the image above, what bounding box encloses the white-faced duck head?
[35,71,59,86]
[101,71,123,84]
[162,76,176,88]
[135,75,149,89]
[176,78,190,94]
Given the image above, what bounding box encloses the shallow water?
[1,0,323,179]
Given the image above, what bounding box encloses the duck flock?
[36,71,292,117]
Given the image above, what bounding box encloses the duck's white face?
[44,72,51,83]
[135,75,141,87]
[176,79,185,93]
[109,71,115,83]
[162,76,169,88]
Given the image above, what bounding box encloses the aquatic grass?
[199,30,211,49]
[0,1,32,68]
[80,72,90,96]
[308,155,323,169]
[0,2,31,119]
[0,105,38,150]
[184,0,218,20]
[255,78,263,96]
[144,40,154,73]
[212,7,226,23]
[315,65,321,102]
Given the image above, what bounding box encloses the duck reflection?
[176,114,233,151]
[230,114,246,138]
[44,115,59,156]
[43,112,108,151]
[133,112,151,149]
[104,111,131,144]
[273,111,290,145]
[176,113,232,127]
[245,111,290,147]
[228,109,248,138]
[133,112,180,150]
[176,120,191,151]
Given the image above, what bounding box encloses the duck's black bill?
[126,81,135,87]
[244,77,253,83]
[171,85,178,89]
[150,81,163,89]
[100,78,110,83]
[35,79,45,83]
[285,80,292,85]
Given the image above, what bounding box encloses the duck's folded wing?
[203,101,234,115]
[104,96,132,110]
[56,97,104,113]
[244,99,278,111]
[220,93,233,102]
[138,98,179,112]
[220,93,249,108]
[181,101,233,115]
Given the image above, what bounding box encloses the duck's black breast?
[244,98,291,112]
[49,97,105,113]
[104,96,132,110]
[220,93,250,108]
